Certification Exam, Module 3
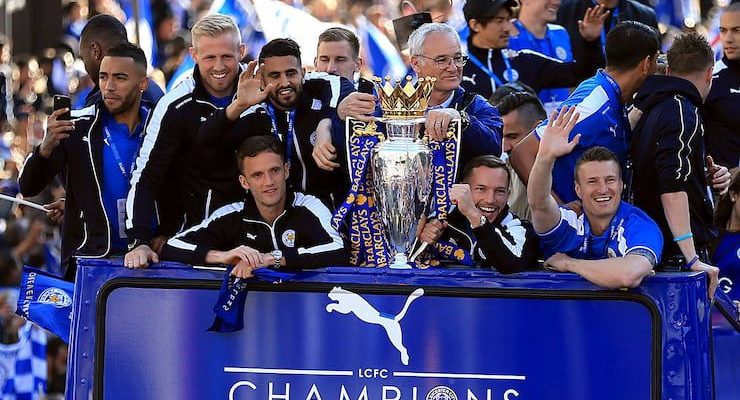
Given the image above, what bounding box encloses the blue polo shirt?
[714,232,740,303]
[509,21,573,109]
[101,108,148,251]
[539,201,663,264]
[534,69,630,203]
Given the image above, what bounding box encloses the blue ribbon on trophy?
[210,267,296,332]
[410,120,475,267]
[331,119,392,267]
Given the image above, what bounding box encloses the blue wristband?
[685,255,700,269]
[673,232,693,242]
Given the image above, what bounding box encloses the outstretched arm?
[527,107,580,233]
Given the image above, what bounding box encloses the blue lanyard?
[593,1,620,55]
[265,103,295,166]
[102,125,143,180]
[513,20,554,56]
[467,49,513,89]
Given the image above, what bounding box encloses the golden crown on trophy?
[373,76,436,119]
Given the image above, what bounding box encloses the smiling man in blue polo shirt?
[19,42,150,280]
[527,107,663,290]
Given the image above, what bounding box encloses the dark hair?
[80,14,128,47]
[461,155,511,185]
[318,27,360,59]
[489,81,537,105]
[667,32,714,75]
[236,135,285,171]
[726,2,740,13]
[496,91,547,125]
[105,42,148,70]
[574,146,621,182]
[605,21,660,71]
[259,38,302,65]
[715,171,740,235]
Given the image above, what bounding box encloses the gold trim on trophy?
[373,76,436,119]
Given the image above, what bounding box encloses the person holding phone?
[18,42,151,281]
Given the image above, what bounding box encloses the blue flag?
[210,267,297,332]
[16,267,73,343]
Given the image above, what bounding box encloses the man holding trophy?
[332,23,505,269]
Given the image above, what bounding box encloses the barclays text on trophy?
[332,76,462,269]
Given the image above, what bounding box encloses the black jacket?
[705,56,740,168]
[160,190,349,269]
[126,65,249,245]
[462,40,600,100]
[630,75,717,258]
[18,101,151,280]
[556,0,659,73]
[196,72,354,208]
[420,205,539,273]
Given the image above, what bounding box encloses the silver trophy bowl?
[371,118,432,269]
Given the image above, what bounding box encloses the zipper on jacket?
[76,211,89,251]
[79,110,112,258]
[205,189,213,219]
[244,210,287,250]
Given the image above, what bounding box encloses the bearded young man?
[19,43,151,280]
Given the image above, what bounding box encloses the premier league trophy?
[371,76,435,269]
[331,76,461,269]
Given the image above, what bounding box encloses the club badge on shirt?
[282,229,296,247]
[556,46,568,61]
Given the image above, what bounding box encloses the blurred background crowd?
[0,0,735,398]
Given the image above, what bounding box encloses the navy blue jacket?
[630,75,717,259]
[705,56,740,168]
[462,40,600,100]
[19,101,152,280]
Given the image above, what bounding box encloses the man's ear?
[139,75,149,93]
[574,179,582,200]
[283,163,290,180]
[239,174,250,191]
[468,19,481,33]
[188,46,198,63]
[410,55,421,75]
[355,56,363,73]
[238,43,246,60]
[91,42,103,61]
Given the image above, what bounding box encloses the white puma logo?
[326,286,424,365]
[730,88,740,94]
[462,74,477,86]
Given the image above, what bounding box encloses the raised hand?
[578,5,610,42]
[538,106,581,159]
[40,108,75,158]
[449,184,478,221]
[706,155,730,195]
[226,60,273,121]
